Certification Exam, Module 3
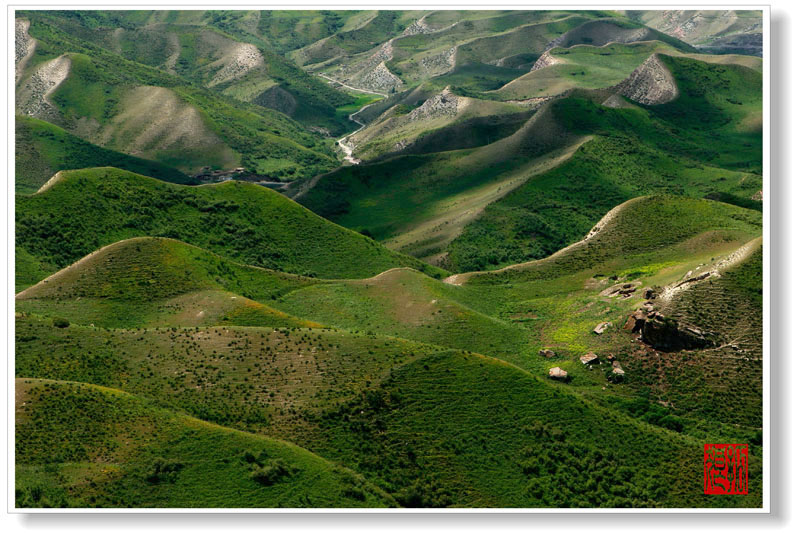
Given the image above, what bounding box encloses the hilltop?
[15,167,446,291]
[15,378,395,508]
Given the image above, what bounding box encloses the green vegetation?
[15,168,446,290]
[447,58,762,272]
[15,116,193,193]
[14,9,763,509]
[18,16,339,179]
[16,379,394,507]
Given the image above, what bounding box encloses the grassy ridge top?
[15,168,447,290]
[15,378,395,508]
[15,116,194,194]
[16,237,321,329]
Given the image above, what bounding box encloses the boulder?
[623,309,648,333]
[640,313,719,352]
[548,367,568,380]
[580,352,600,365]
[538,349,556,358]
[593,322,612,335]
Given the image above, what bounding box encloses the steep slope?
[15,115,193,193]
[446,56,762,272]
[293,98,585,264]
[15,168,446,290]
[24,11,358,135]
[15,16,337,180]
[15,379,395,508]
[494,41,680,100]
[346,87,531,160]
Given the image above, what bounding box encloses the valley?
[13,9,764,509]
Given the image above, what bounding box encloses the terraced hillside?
[15,9,764,509]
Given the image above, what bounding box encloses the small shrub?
[52,318,70,328]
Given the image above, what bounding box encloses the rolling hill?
[15,15,339,180]
[15,378,395,508]
[15,167,446,291]
[15,115,193,193]
[13,9,764,510]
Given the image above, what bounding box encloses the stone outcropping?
[407,88,462,121]
[624,306,720,352]
[530,51,562,72]
[16,54,71,121]
[614,54,678,105]
[549,367,568,380]
[539,349,557,358]
[593,322,612,335]
[15,18,36,82]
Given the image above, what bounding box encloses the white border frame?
[4,2,771,515]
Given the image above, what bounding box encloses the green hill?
[16,16,337,179]
[15,168,446,291]
[15,378,395,508]
[15,116,193,193]
[21,11,358,135]
[446,56,762,272]
[16,237,320,329]
[310,350,761,507]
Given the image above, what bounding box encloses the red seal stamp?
[704,443,748,495]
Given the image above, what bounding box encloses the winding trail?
[318,73,387,165]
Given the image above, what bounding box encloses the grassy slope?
[18,16,337,180]
[15,196,762,507]
[494,41,681,100]
[15,168,446,291]
[15,116,194,193]
[447,56,762,272]
[310,351,761,507]
[27,11,358,135]
[294,100,583,263]
[15,379,394,508]
[16,237,320,329]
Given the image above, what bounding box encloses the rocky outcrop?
[548,367,568,380]
[358,62,403,94]
[640,312,719,351]
[208,43,264,87]
[601,281,641,299]
[16,54,71,122]
[530,51,562,72]
[15,19,36,82]
[407,88,462,121]
[614,54,678,105]
[403,18,435,36]
[419,47,457,77]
